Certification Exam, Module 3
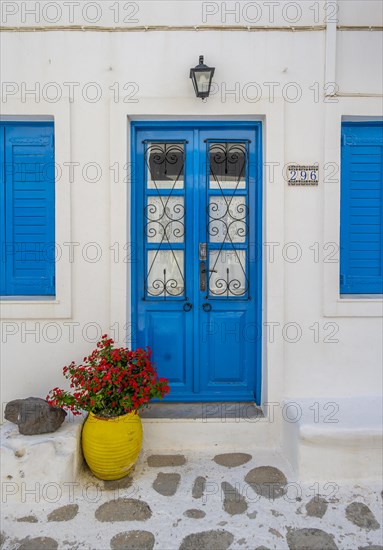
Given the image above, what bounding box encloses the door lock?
[200,261,217,291]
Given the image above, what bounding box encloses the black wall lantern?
[190,55,215,100]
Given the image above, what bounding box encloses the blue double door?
[132,122,262,402]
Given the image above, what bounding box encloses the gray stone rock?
[213,452,252,468]
[255,547,270,550]
[247,511,258,519]
[47,504,79,522]
[5,397,66,435]
[192,476,206,499]
[184,509,206,519]
[245,466,288,499]
[286,528,338,550]
[17,537,59,549]
[95,498,152,522]
[110,530,155,550]
[0,532,6,546]
[269,528,283,539]
[358,546,383,550]
[221,481,248,515]
[16,515,38,523]
[179,530,234,550]
[306,496,328,518]
[103,475,133,492]
[152,472,180,496]
[147,454,186,467]
[346,502,380,530]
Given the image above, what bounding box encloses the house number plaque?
[287,164,319,186]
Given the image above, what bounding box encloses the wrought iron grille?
[207,142,250,298]
[144,142,186,298]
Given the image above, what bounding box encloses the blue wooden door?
[132,122,262,403]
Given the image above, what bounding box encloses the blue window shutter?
[0,126,6,295]
[1,122,55,296]
[340,122,383,294]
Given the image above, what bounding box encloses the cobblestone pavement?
[1,450,382,549]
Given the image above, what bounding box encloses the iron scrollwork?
[149,267,184,298]
[145,199,185,242]
[144,143,186,299]
[207,142,249,298]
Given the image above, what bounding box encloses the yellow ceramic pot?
[81,411,143,480]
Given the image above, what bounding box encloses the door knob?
[183,302,193,312]
[202,303,212,312]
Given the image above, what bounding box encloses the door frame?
[130,120,263,404]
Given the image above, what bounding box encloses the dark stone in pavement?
[269,528,283,539]
[286,528,338,550]
[95,498,152,522]
[221,481,248,515]
[5,397,66,435]
[346,502,380,530]
[103,475,133,491]
[306,495,328,518]
[192,476,206,499]
[213,453,252,468]
[147,454,186,467]
[47,504,79,522]
[245,466,287,499]
[255,547,270,550]
[152,472,180,496]
[358,546,383,550]
[110,530,155,550]
[179,530,234,550]
[184,509,206,519]
[16,515,38,523]
[17,537,59,549]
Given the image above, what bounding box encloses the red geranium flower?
[46,335,169,418]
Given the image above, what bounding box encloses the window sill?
[0,296,57,303]
[0,297,70,319]
[339,294,383,301]
[324,295,383,317]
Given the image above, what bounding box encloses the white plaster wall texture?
[0,1,382,435]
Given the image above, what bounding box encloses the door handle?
[200,261,206,291]
[202,303,212,312]
[200,261,217,291]
[183,302,193,312]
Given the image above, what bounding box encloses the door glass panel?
[208,196,247,243]
[145,196,185,243]
[146,250,184,298]
[209,142,246,189]
[208,250,247,297]
[146,142,184,189]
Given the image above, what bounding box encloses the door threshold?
[140,402,264,420]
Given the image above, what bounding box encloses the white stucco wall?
[0,1,382,443]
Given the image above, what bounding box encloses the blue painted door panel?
[340,122,383,294]
[132,122,262,402]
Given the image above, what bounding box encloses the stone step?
[141,403,278,451]
[0,413,85,505]
[282,396,383,481]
